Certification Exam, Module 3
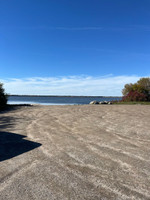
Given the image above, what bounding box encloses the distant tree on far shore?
[122,77,150,102]
[0,83,7,110]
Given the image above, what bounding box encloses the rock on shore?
[89,100,112,105]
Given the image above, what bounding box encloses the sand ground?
[0,105,150,200]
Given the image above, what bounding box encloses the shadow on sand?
[0,107,41,162]
[0,131,41,162]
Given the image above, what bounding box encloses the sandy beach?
[0,105,150,200]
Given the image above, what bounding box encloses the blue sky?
[0,0,150,95]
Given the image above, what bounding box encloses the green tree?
[137,78,150,95]
[0,83,7,110]
[122,83,134,96]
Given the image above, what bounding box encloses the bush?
[122,91,148,102]
[122,77,150,102]
[0,83,7,110]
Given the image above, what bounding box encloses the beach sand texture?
[0,105,150,200]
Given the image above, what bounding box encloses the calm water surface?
[8,96,122,105]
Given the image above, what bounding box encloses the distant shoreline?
[8,94,122,98]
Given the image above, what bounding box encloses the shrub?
[122,91,148,102]
[0,83,7,110]
[122,77,150,102]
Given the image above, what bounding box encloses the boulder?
[99,101,108,104]
[89,101,99,105]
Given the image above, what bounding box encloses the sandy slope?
[0,105,150,200]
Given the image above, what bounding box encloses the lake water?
[8,96,122,105]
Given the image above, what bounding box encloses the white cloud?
[0,75,145,96]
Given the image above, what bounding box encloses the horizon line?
[8,94,122,97]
